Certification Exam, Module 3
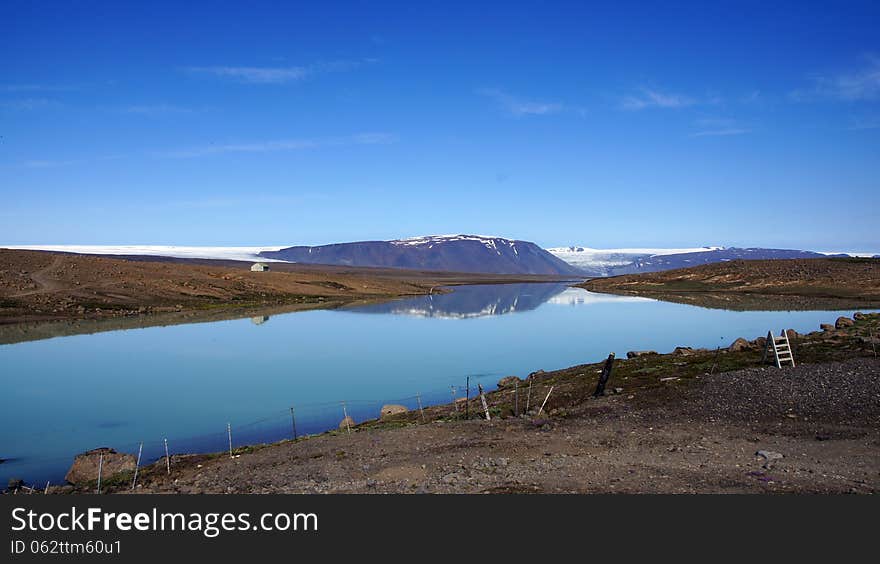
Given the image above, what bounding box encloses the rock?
[672,347,693,356]
[820,323,835,332]
[528,369,545,378]
[853,312,866,320]
[379,404,408,419]
[626,350,658,359]
[754,337,767,349]
[613,387,624,394]
[785,329,799,341]
[338,416,356,430]
[497,375,522,388]
[65,448,136,485]
[755,450,783,469]
[728,338,751,352]
[835,316,855,329]
[7,478,24,491]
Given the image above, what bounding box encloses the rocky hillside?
[581,257,880,310]
[260,235,583,276]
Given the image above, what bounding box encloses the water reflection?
[349,283,577,318]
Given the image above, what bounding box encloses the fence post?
[451,386,458,412]
[478,384,491,421]
[227,422,233,458]
[290,407,298,440]
[417,393,425,421]
[525,378,533,413]
[96,452,104,494]
[164,438,170,475]
[593,353,615,397]
[537,386,554,416]
[342,402,351,434]
[514,381,519,416]
[466,376,470,419]
[44,481,50,495]
[131,442,143,491]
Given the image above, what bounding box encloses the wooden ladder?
[762,330,795,368]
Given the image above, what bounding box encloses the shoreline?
[0,248,578,345]
[22,311,878,495]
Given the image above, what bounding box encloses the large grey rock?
[627,350,658,359]
[65,448,136,485]
[338,416,356,430]
[728,338,751,352]
[379,404,408,419]
[497,376,522,388]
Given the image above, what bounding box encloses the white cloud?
[158,133,397,158]
[478,88,564,116]
[0,98,60,111]
[185,59,376,84]
[186,66,309,84]
[114,104,194,116]
[621,88,694,110]
[690,117,751,137]
[792,56,880,102]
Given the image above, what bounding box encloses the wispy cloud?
[690,117,752,137]
[792,55,880,102]
[112,104,194,116]
[21,154,125,168]
[621,88,695,110]
[0,84,79,92]
[185,59,376,84]
[0,98,61,111]
[158,132,397,158]
[846,115,880,130]
[186,66,308,84]
[477,88,565,117]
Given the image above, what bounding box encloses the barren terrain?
[0,249,573,344]
[581,258,880,310]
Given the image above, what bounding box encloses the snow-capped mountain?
[260,235,583,275]
[548,245,847,276]
[547,246,721,276]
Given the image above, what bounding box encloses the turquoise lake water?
[0,283,870,485]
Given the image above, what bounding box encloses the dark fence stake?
[290,407,298,440]
[465,376,470,419]
[514,381,519,416]
[593,353,616,397]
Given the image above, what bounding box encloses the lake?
[0,283,870,485]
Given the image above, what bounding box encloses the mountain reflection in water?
[348,283,639,318]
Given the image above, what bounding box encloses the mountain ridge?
[260,235,583,276]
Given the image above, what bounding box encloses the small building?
[250,262,270,272]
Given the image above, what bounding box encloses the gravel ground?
[121,357,879,494]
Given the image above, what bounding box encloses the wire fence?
[3,371,550,489]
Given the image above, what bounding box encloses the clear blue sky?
[1,1,878,251]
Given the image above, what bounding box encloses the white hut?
[250,262,270,272]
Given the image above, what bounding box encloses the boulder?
[671,347,694,356]
[626,350,658,359]
[379,404,408,419]
[728,338,751,352]
[753,337,767,349]
[338,416,356,430]
[835,316,855,329]
[853,312,866,320]
[65,448,136,485]
[820,323,835,332]
[497,376,522,388]
[785,329,799,342]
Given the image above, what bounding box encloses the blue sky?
[1,1,878,251]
